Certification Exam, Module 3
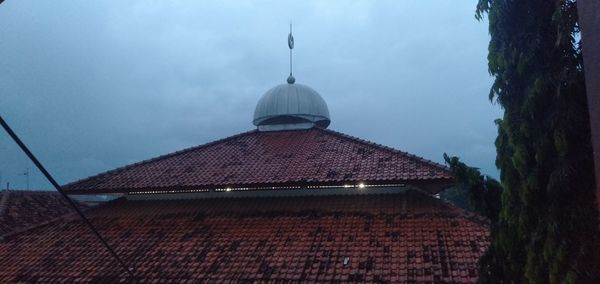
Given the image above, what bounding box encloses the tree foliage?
[439,185,474,212]
[475,0,600,282]
[443,154,502,223]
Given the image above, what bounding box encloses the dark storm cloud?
[0,1,501,190]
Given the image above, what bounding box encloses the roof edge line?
[318,128,451,173]
[64,177,453,195]
[62,129,258,190]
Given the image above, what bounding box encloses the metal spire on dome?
[253,23,330,131]
[287,22,295,84]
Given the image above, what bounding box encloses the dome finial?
[287,22,295,84]
[287,74,295,84]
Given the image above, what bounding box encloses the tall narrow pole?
[287,22,295,84]
[289,23,293,76]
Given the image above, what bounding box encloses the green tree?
[443,154,502,222]
[439,185,474,212]
[475,0,600,282]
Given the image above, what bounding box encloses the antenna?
[287,22,295,84]
[22,168,29,190]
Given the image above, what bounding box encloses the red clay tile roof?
[64,128,452,194]
[0,190,88,236]
[0,191,489,283]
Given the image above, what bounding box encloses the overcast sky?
[0,1,501,190]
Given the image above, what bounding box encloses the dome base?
[258,122,315,132]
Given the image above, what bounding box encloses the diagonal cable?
[0,115,135,280]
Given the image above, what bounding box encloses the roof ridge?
[63,129,258,190]
[318,128,450,172]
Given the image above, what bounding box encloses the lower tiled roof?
[0,191,489,283]
[63,128,453,194]
[0,190,88,236]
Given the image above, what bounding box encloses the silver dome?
[253,82,330,132]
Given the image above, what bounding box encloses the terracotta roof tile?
[0,191,488,283]
[63,128,452,194]
[0,190,88,236]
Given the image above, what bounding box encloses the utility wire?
[0,115,135,280]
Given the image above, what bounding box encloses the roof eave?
[64,177,454,195]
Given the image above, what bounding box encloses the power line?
[0,115,135,280]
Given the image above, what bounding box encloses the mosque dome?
[253,76,330,131]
